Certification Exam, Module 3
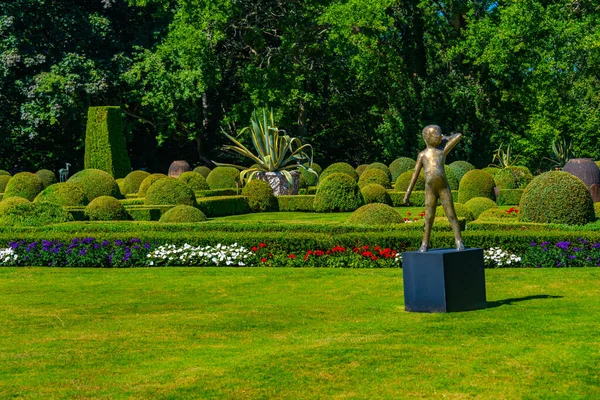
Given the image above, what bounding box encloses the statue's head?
[422,125,442,148]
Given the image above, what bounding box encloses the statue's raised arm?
[442,133,462,156]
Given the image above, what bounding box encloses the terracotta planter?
[255,171,300,195]
[168,160,191,178]
[563,158,600,202]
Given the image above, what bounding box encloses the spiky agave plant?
[216,108,317,187]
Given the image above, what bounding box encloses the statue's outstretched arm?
[443,133,462,156]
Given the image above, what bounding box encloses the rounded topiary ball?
[356,164,369,177]
[159,205,207,223]
[448,161,475,182]
[145,177,196,206]
[494,166,533,189]
[458,169,495,204]
[116,178,125,195]
[242,179,277,212]
[444,166,459,190]
[68,169,120,201]
[85,196,128,221]
[0,170,11,177]
[389,157,416,182]
[36,169,57,188]
[435,202,474,223]
[0,175,10,193]
[0,197,29,215]
[138,173,167,197]
[395,171,424,192]
[482,167,500,177]
[3,172,44,201]
[0,201,72,226]
[464,197,497,219]
[478,208,518,221]
[320,162,359,182]
[178,171,210,191]
[361,183,392,205]
[346,203,403,225]
[519,171,594,225]
[34,182,88,206]
[314,173,364,212]
[206,167,240,190]
[122,170,151,195]
[358,168,391,189]
[193,166,211,178]
[366,162,391,180]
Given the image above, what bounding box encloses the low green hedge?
[392,191,459,207]
[196,189,239,198]
[125,206,173,221]
[196,196,250,217]
[277,195,315,212]
[497,189,524,206]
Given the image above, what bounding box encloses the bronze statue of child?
[403,125,464,252]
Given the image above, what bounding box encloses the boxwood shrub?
[206,167,240,190]
[277,195,315,212]
[68,169,121,201]
[196,196,250,217]
[0,197,30,215]
[448,160,475,182]
[356,164,369,177]
[314,173,364,212]
[389,157,416,182]
[36,169,57,188]
[85,196,129,221]
[122,170,151,195]
[361,183,392,205]
[458,169,495,203]
[138,173,168,197]
[159,205,207,223]
[366,162,391,180]
[444,166,459,190]
[0,201,73,226]
[0,170,10,176]
[242,179,277,212]
[497,189,524,206]
[0,175,10,193]
[358,168,390,189]
[193,166,211,178]
[395,171,424,192]
[320,162,358,182]
[494,166,533,189]
[145,177,196,206]
[482,167,500,177]
[346,203,403,225]
[34,182,88,207]
[178,171,210,191]
[435,202,474,223]
[3,172,44,201]
[464,197,497,219]
[478,208,519,221]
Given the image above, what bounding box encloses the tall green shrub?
[84,106,131,178]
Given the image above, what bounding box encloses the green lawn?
[1,267,599,399]
[216,207,427,222]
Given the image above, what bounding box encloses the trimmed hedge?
[595,202,600,218]
[85,196,129,221]
[346,203,403,225]
[389,157,416,182]
[0,175,10,193]
[36,169,57,188]
[497,189,524,206]
[356,164,369,177]
[178,171,210,191]
[448,161,475,182]
[34,182,88,207]
[68,169,121,201]
[0,197,30,215]
[395,171,424,192]
[159,205,207,223]
[464,197,497,219]
[320,162,359,182]
[358,168,390,189]
[145,177,196,206]
[0,170,10,176]
[196,196,250,217]
[193,166,211,178]
[196,189,239,198]
[435,202,475,223]
[478,208,519,221]
[122,170,151,195]
[84,106,131,178]
[392,191,458,207]
[361,183,392,205]
[138,173,168,197]
[314,173,364,212]
[444,166,459,190]
[3,172,44,201]
[0,201,73,226]
[125,205,174,221]
[519,171,594,225]
[277,195,315,212]
[242,179,277,212]
[494,166,533,189]
[482,167,500,177]
[366,162,391,180]
[458,169,495,203]
[206,167,240,190]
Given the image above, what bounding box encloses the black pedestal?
[402,248,487,313]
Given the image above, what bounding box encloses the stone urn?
[563,158,600,202]
[255,171,300,195]
[168,160,192,178]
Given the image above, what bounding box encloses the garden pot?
[563,158,600,202]
[168,160,191,178]
[255,171,299,195]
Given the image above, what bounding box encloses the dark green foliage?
[277,196,315,212]
[3,172,44,201]
[0,197,30,215]
[358,169,390,189]
[122,171,151,195]
[494,166,533,189]
[395,171,424,192]
[366,163,391,180]
[393,191,459,207]
[242,180,277,212]
[206,167,240,190]
[35,169,57,188]
[448,161,475,183]
[196,196,251,217]
[0,176,10,193]
[482,167,501,177]
[125,206,173,222]
[0,201,72,226]
[0,170,10,177]
[478,208,519,221]
[309,163,322,176]
[436,203,475,223]
[458,170,496,204]
[84,106,131,178]
[497,189,524,206]
[346,204,403,225]
[138,174,168,197]
[361,184,392,205]
[193,166,212,178]
[519,171,594,225]
[159,205,207,223]
[444,166,459,190]
[34,183,88,207]
[68,169,120,201]
[178,171,210,192]
[314,173,364,212]
[465,197,497,220]
[320,163,359,182]
[145,177,196,207]
[299,168,319,187]
[85,196,129,221]
[389,158,416,182]
[116,179,126,196]
[196,189,238,198]
[356,164,369,177]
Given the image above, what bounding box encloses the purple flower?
[93,244,100,249]
[530,241,537,247]
[114,240,124,246]
[556,241,570,251]
[569,255,576,259]
[541,241,550,247]
[53,248,60,254]
[133,245,140,250]
[102,240,110,247]
[130,238,141,244]
[108,254,113,264]
[578,238,588,245]
[144,243,151,249]
[123,253,131,262]
[573,248,580,252]
[82,238,94,245]
[78,249,87,256]
[72,238,80,244]
[592,243,600,249]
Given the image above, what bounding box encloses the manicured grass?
[1,267,599,398]
[216,207,427,222]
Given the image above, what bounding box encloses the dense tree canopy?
[1,0,599,173]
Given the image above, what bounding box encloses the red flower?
[268,253,273,258]
[404,218,409,221]
[260,258,267,263]
[288,254,296,259]
[374,245,381,251]
[371,255,378,261]
[259,243,267,248]
[315,250,325,256]
[352,247,360,253]
[407,212,411,216]
[363,245,369,250]
[362,251,373,257]
[414,218,418,221]
[251,246,258,252]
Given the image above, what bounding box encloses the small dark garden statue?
[403,125,464,252]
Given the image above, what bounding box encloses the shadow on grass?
[486,294,563,308]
